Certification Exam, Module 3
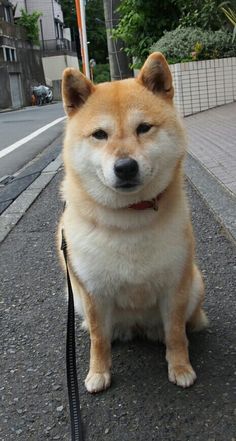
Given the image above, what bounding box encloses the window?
[55,20,63,39]
[4,6,12,23]
[3,47,17,62]
[55,21,60,39]
[11,49,16,61]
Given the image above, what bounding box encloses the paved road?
[0,170,235,440]
[0,103,65,179]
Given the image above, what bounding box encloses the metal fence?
[40,39,76,54]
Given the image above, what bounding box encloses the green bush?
[18,9,42,45]
[92,64,110,84]
[150,27,236,63]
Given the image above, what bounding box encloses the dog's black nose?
[114,158,139,180]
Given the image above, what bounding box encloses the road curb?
[0,134,63,215]
[0,154,62,243]
[185,153,236,243]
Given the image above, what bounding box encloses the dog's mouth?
[96,168,143,193]
[114,180,140,192]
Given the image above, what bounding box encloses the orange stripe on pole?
[75,0,86,75]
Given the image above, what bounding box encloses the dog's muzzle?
[114,157,140,189]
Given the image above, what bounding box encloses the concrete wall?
[12,0,25,18]
[0,19,45,109]
[0,19,27,40]
[0,65,11,108]
[19,47,45,101]
[42,54,79,82]
[63,28,71,41]
[0,61,25,109]
[0,48,45,109]
[52,79,61,100]
[53,0,63,23]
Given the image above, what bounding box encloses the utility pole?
[103,0,132,81]
[75,0,90,78]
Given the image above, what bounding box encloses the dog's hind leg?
[188,305,208,332]
[187,264,208,332]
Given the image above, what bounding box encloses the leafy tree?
[113,0,181,63]
[93,63,110,82]
[113,0,227,64]
[220,1,236,41]
[59,0,77,35]
[176,0,225,30]
[18,9,42,45]
[86,0,108,63]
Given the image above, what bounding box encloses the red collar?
[128,193,162,211]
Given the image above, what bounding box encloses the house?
[12,0,79,85]
[0,0,45,109]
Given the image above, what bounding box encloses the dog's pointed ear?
[62,68,95,116]
[137,52,174,99]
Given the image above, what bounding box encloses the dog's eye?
[136,123,153,135]
[92,129,108,140]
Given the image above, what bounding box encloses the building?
[12,0,79,84]
[0,0,45,109]
[13,0,64,42]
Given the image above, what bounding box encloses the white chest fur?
[65,208,187,310]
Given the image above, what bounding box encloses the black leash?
[61,229,84,441]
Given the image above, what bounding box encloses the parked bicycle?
[32,85,53,106]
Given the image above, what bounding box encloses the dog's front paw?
[85,371,111,393]
[168,364,196,388]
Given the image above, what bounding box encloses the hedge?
[150,27,236,64]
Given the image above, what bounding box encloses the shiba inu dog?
[59,52,208,394]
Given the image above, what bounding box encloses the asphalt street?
[0,170,235,441]
[0,103,65,179]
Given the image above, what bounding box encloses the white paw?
[168,364,197,388]
[85,371,111,394]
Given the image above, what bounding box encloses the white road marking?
[0,116,66,159]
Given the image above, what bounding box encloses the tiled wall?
[170,57,236,116]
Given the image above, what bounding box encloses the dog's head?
[62,53,186,208]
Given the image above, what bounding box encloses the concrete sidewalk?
[185,102,236,196]
[184,103,236,242]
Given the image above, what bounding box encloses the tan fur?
[58,52,207,393]
[69,270,112,392]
